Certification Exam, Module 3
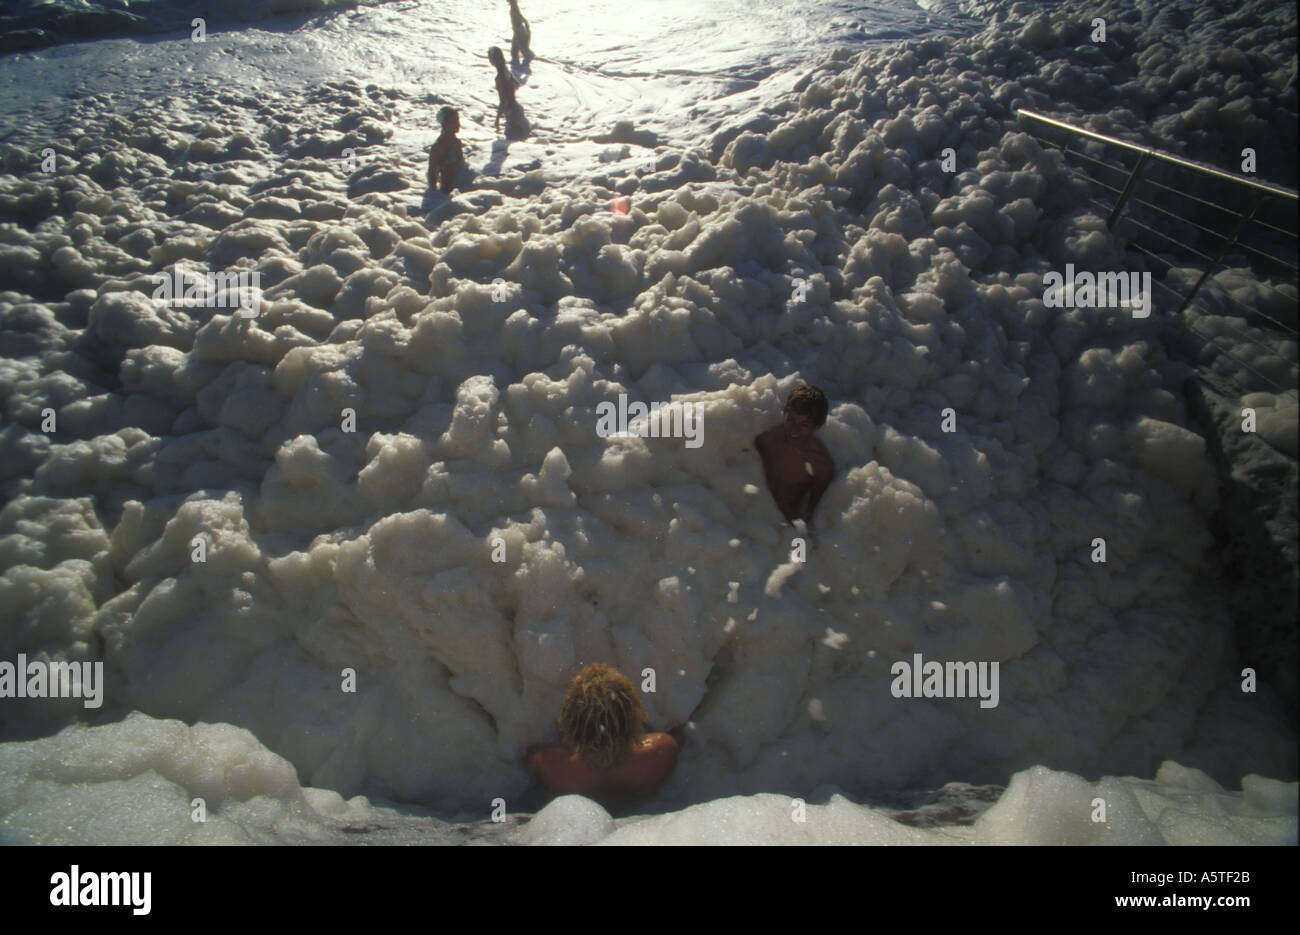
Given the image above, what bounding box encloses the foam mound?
[0,712,390,844]
[4,714,1292,845]
[568,761,1297,845]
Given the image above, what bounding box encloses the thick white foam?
[2,715,1292,844]
[0,0,1295,825]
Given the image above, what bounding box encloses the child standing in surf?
[508,0,532,65]
[755,384,836,528]
[488,46,530,140]
[427,106,464,194]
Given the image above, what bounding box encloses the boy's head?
[488,46,506,69]
[558,663,648,770]
[782,384,828,443]
[438,106,459,133]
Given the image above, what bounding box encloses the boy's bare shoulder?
[754,425,782,449]
[641,731,680,757]
[810,438,835,470]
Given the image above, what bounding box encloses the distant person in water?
[755,384,836,527]
[508,0,532,65]
[488,46,530,140]
[427,106,464,194]
[525,663,682,802]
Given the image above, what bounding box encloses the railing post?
[1175,195,1264,316]
[1107,150,1151,229]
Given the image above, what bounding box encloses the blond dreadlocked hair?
[558,663,648,770]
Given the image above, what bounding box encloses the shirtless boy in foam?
[427,106,464,194]
[754,384,836,527]
[525,663,682,803]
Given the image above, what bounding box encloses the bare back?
[526,733,680,802]
[755,425,835,524]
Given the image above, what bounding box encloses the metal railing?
[1015,108,1299,399]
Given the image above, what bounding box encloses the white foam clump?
[0,713,386,845]
[973,762,1298,846]
[0,0,1296,811]
[2,714,1293,845]
[519,764,1296,846]
[512,795,615,846]
[1240,391,1299,458]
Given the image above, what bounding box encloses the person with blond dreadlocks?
[524,663,683,801]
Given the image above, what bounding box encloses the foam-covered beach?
[0,0,1296,844]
